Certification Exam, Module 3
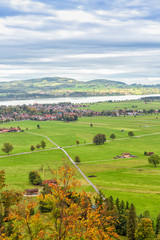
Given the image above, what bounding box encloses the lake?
[0,94,159,106]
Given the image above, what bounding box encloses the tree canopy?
[93,133,106,145]
[1,143,13,155]
[128,131,135,137]
[148,154,160,167]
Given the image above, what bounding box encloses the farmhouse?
[121,153,131,158]
[42,179,57,186]
[147,152,154,156]
[24,188,39,196]
[0,127,19,133]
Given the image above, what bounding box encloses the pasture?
[79,99,160,111]
[1,114,160,219]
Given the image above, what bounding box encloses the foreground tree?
[127,203,137,240]
[38,163,119,240]
[135,218,154,240]
[148,154,160,167]
[0,165,119,239]
[1,143,13,155]
[5,200,49,239]
[0,171,23,237]
[93,133,106,145]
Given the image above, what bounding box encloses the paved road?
[26,132,100,195]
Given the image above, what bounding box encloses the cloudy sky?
[0,0,160,84]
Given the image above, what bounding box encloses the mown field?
[80,99,160,111]
[1,114,160,220]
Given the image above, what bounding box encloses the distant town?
[0,102,159,123]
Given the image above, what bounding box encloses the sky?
[0,0,160,84]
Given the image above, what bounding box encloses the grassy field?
[80,99,160,111]
[1,114,160,220]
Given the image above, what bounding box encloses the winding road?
[26,132,100,195]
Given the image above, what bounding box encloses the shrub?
[29,171,42,185]
[75,155,80,164]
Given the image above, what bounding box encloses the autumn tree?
[127,203,137,240]
[76,140,80,146]
[1,143,13,155]
[148,154,160,167]
[93,133,106,145]
[0,171,23,237]
[135,218,154,240]
[38,163,119,239]
[1,190,22,218]
[6,200,50,239]
[0,164,119,239]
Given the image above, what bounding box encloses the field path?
[26,132,100,195]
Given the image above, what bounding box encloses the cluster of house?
[0,103,101,122]
[0,103,159,123]
[0,127,20,133]
[24,179,57,196]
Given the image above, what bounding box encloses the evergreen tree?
[116,214,127,236]
[126,201,130,210]
[143,210,150,218]
[156,213,160,235]
[108,195,114,210]
[115,198,120,211]
[127,203,137,240]
[120,200,125,214]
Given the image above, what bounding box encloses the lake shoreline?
[0,94,160,106]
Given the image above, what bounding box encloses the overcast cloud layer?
[0,0,160,84]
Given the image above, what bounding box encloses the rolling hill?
[0,77,160,100]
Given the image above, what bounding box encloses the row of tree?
[0,140,47,155]
[92,131,135,145]
[30,140,46,151]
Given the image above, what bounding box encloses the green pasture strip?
[0,148,89,192]
[78,100,160,111]
[0,131,53,156]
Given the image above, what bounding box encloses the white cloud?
[0,0,160,84]
[1,0,52,13]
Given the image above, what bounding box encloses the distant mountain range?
[0,77,160,100]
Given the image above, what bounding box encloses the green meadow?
[80,99,160,111]
[1,114,160,219]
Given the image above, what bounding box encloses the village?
[0,102,159,123]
